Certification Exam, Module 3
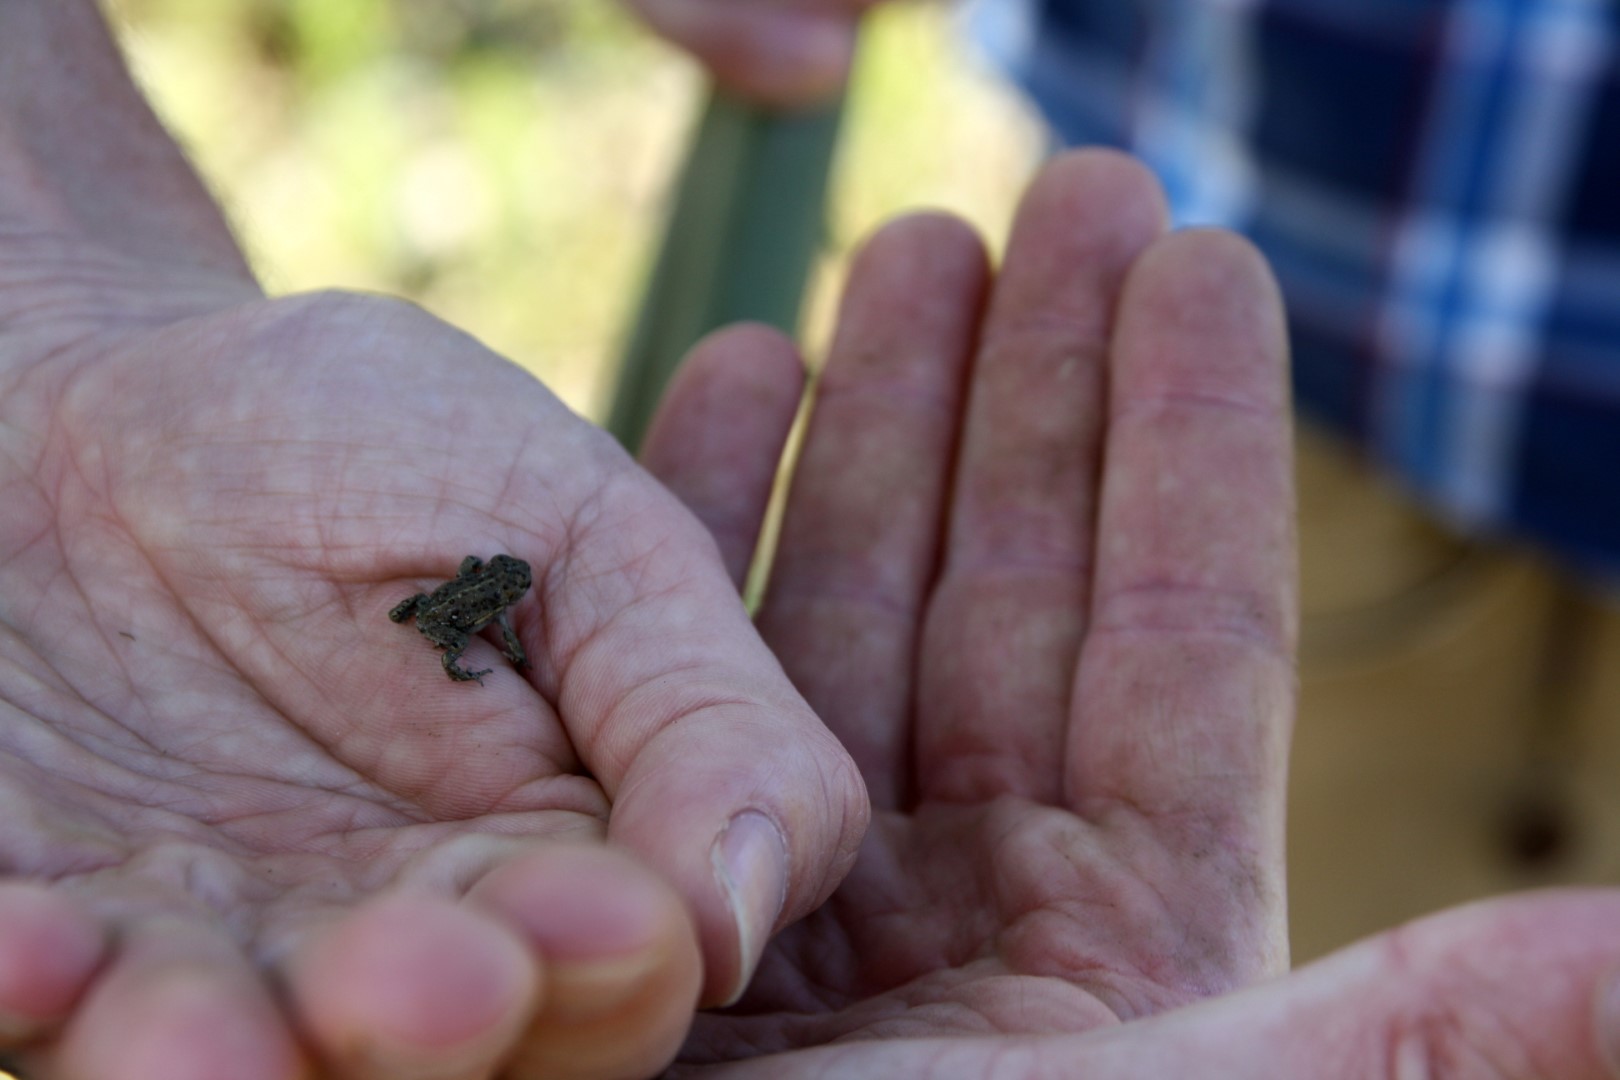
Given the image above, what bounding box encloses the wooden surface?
[1289,424,1620,961]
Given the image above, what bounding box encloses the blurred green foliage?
[107,0,1042,418]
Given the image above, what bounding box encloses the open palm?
[0,12,864,1076]
[646,152,1620,1077]
[642,151,1292,1058]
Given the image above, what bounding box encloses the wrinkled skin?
[7,0,1620,1076]
[633,0,1620,1073]
[0,3,867,1077]
[639,152,1620,1077]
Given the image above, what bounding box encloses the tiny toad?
[389,554,532,683]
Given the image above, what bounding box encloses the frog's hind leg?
[424,625,490,683]
[440,643,492,684]
[495,612,528,669]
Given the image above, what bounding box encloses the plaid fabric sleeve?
[969,0,1620,579]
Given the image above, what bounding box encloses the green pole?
[607,88,846,452]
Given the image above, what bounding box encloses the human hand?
[643,149,1620,1076]
[0,4,865,1078]
[642,144,1293,1061]
[672,887,1620,1076]
[622,0,878,107]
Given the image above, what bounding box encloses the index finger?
[1070,229,1296,971]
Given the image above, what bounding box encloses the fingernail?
[540,950,663,1025]
[711,811,788,1006]
[1599,970,1620,1075]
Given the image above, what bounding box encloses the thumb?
[710,889,1620,1077]
[549,486,868,1006]
[1070,889,1620,1078]
[608,693,867,1006]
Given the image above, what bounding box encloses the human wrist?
[0,0,249,278]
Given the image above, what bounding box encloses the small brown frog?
[389,554,532,683]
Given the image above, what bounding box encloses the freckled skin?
[389,554,532,683]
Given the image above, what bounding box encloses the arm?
[0,0,248,273]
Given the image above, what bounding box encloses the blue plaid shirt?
[972,0,1620,578]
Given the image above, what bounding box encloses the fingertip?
[1028,148,1172,234]
[841,211,992,316]
[0,884,106,1041]
[470,846,698,968]
[75,975,305,1080]
[54,918,304,1080]
[288,894,539,1076]
[1118,227,1290,410]
[609,713,868,1006]
[641,323,806,588]
[858,210,987,264]
[984,148,1171,338]
[823,208,991,395]
[719,28,855,112]
[470,847,702,1079]
[652,322,805,415]
[1323,891,1620,1080]
[1131,227,1284,316]
[628,0,856,108]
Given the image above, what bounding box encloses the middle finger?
[756,213,990,808]
[916,150,1169,806]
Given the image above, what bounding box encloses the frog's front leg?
[388,594,427,623]
[423,624,491,683]
[495,612,528,669]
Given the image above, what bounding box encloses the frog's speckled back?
[430,555,530,631]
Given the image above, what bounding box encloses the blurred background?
[103,0,1042,416]
[96,0,1620,971]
